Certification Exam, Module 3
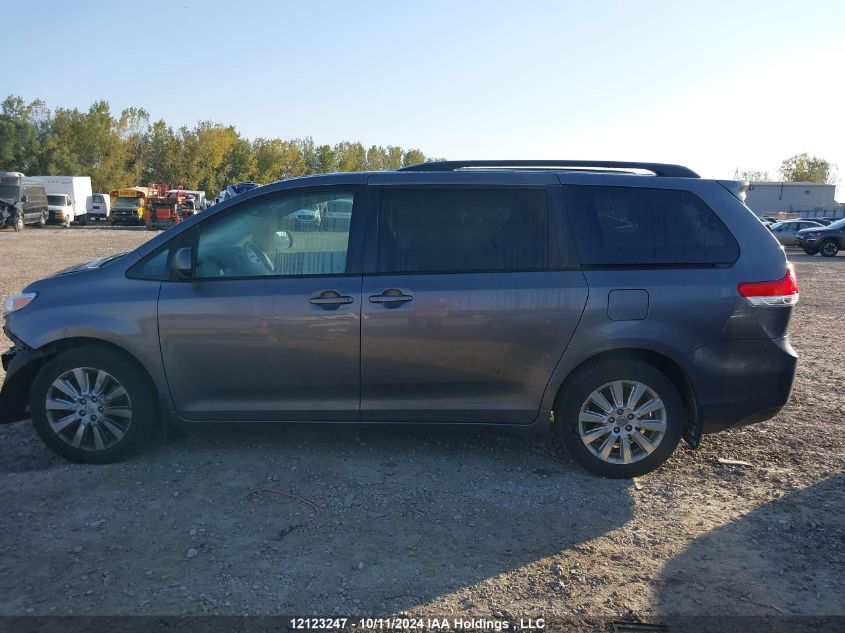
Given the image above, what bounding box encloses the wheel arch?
[27,337,165,423]
[549,347,700,447]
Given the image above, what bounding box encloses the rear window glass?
[564,186,739,267]
[377,188,548,273]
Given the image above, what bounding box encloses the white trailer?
[30,176,93,225]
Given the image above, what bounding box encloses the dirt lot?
[0,227,843,627]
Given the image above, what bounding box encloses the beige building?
[744,182,842,219]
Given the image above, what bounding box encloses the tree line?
[0,95,439,194]
[735,152,837,184]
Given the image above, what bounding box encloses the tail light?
[738,263,799,306]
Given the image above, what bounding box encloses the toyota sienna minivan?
[0,161,798,477]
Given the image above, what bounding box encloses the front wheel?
[556,359,685,478]
[30,346,157,463]
[13,213,24,232]
[820,239,839,257]
[38,211,47,228]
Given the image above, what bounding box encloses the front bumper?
[687,336,797,435]
[0,345,42,424]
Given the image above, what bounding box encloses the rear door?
[157,184,366,421]
[360,173,588,424]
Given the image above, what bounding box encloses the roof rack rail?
[399,160,700,178]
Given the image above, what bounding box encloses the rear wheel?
[30,346,157,463]
[820,239,839,257]
[556,358,685,478]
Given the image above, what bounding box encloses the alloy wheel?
[44,367,133,451]
[578,380,667,465]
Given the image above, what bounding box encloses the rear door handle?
[369,290,414,305]
[310,291,354,309]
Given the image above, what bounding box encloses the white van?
[31,176,93,225]
[88,193,111,220]
[46,193,75,227]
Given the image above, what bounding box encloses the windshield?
[47,195,67,205]
[0,184,20,200]
[114,197,142,209]
[825,217,845,230]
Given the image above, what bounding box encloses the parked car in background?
[796,217,845,256]
[31,176,93,225]
[167,189,207,216]
[46,194,75,227]
[809,218,835,226]
[761,216,779,224]
[0,160,799,478]
[769,220,824,246]
[88,193,110,221]
[0,172,48,231]
[217,181,261,204]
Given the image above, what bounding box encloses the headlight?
[3,292,37,317]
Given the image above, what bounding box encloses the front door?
[158,186,365,421]
[360,184,588,424]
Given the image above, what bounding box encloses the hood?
[797,226,827,234]
[52,252,129,276]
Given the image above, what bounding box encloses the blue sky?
[7,0,845,183]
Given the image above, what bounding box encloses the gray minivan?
[0,161,798,477]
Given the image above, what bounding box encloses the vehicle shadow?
[656,472,845,622]
[0,421,634,616]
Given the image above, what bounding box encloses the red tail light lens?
[737,263,799,306]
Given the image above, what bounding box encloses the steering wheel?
[243,241,274,273]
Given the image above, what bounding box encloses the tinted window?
[196,190,354,279]
[564,186,739,267]
[127,247,173,281]
[92,195,104,203]
[377,188,548,273]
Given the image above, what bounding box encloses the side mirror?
[172,247,193,278]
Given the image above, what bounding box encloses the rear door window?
[563,186,739,267]
[376,188,548,273]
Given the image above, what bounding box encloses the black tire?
[803,248,818,255]
[37,211,47,228]
[13,213,24,232]
[820,239,839,258]
[29,346,157,464]
[555,358,685,478]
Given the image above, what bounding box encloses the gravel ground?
[0,227,842,625]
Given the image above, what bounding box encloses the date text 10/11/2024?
[289,617,547,631]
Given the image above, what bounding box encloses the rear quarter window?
[563,185,739,267]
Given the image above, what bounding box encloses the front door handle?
[310,290,354,309]
[369,290,414,305]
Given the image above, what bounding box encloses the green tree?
[401,148,426,167]
[778,153,834,184]
[0,96,47,173]
[1,94,440,194]
[733,169,769,182]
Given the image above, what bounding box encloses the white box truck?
[31,176,93,226]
